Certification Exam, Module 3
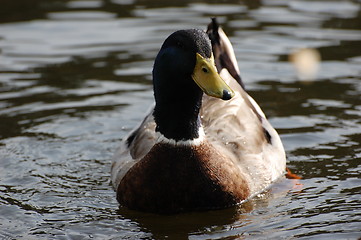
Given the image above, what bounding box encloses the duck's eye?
[202,67,209,73]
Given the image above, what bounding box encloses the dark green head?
[152,29,234,141]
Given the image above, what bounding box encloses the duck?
[111,18,286,214]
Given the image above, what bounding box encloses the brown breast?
[117,141,250,214]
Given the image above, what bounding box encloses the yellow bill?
[192,53,235,100]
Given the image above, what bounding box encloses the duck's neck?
[153,79,203,142]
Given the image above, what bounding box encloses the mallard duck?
[111,19,286,214]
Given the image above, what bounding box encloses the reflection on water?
[0,0,360,239]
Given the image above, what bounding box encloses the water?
[0,0,360,239]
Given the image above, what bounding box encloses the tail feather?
[207,18,244,89]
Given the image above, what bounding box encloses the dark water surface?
[1,0,360,239]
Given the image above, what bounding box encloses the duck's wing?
[111,106,157,190]
[202,19,286,195]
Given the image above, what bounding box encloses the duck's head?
[152,29,234,102]
[152,29,235,141]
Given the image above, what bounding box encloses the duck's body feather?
[201,69,285,195]
[111,70,285,202]
[111,20,286,213]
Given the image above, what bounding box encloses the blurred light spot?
[289,48,321,82]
